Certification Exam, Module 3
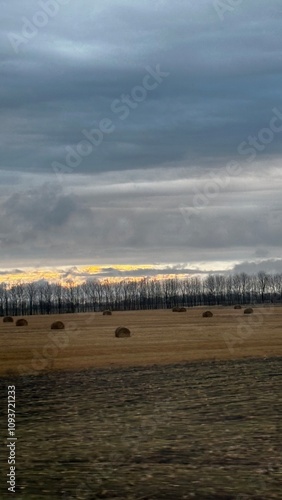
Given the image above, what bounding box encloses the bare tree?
[257,271,269,304]
[26,282,37,315]
[204,275,216,305]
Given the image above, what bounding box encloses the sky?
[1,0,282,282]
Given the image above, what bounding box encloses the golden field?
[1,306,282,499]
[1,306,282,376]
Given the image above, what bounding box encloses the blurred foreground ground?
[0,356,281,499]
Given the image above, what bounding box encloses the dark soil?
[0,357,281,499]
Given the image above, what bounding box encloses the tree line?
[0,271,281,316]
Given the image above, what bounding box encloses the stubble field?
[0,306,282,499]
[1,306,282,375]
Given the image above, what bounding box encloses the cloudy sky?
[1,0,282,281]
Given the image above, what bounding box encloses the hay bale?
[3,316,13,323]
[115,326,131,338]
[51,321,65,330]
[172,307,181,312]
[179,307,187,312]
[234,305,242,309]
[244,308,253,314]
[202,311,213,318]
[16,319,28,327]
[103,310,112,316]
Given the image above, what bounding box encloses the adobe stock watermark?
[51,65,170,182]
[213,0,245,21]
[223,305,275,355]
[63,406,160,500]
[179,107,282,227]
[237,107,282,162]
[179,160,241,227]
[8,0,71,54]
[17,313,94,376]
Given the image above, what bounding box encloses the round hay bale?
[244,307,254,314]
[3,316,13,323]
[202,311,213,318]
[234,305,242,309]
[179,307,187,312]
[16,318,28,327]
[172,307,181,312]
[115,326,131,338]
[103,310,112,316]
[51,321,65,330]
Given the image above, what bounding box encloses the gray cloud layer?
[2,0,282,174]
[1,1,282,270]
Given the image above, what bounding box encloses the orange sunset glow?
[0,264,157,285]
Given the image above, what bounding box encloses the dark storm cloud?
[3,183,77,230]
[58,265,208,281]
[1,0,282,175]
[1,1,282,270]
[96,266,208,278]
[0,170,281,268]
[232,259,282,275]
[0,269,23,276]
